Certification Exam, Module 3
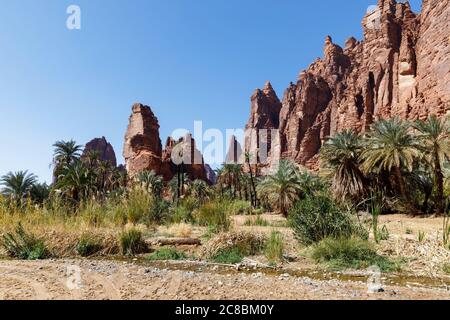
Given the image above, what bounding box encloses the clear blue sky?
[0,0,422,183]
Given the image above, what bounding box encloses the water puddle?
[119,257,450,291]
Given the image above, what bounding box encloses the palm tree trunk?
[434,149,445,214]
[247,161,257,208]
[394,166,408,201]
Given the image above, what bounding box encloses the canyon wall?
[123,103,214,184]
[245,0,449,172]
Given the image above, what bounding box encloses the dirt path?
[0,259,449,300]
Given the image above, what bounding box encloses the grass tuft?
[1,224,49,260]
[118,228,147,256]
[312,237,401,272]
[265,231,284,264]
[147,248,187,261]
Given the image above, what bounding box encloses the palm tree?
[414,115,450,213]
[321,130,367,202]
[256,160,301,217]
[361,118,420,201]
[52,140,82,180]
[55,162,93,203]
[136,170,164,198]
[0,171,37,204]
[30,182,50,204]
[190,180,211,203]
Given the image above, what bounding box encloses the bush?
[1,224,49,260]
[290,194,368,245]
[121,187,169,225]
[195,201,231,233]
[228,200,252,215]
[312,237,400,272]
[171,197,198,223]
[76,234,103,257]
[265,231,284,264]
[118,228,147,256]
[213,248,244,264]
[443,263,450,275]
[201,232,266,264]
[147,248,187,261]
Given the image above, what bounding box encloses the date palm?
[321,130,367,202]
[0,171,37,204]
[52,140,82,180]
[361,118,420,201]
[190,179,211,203]
[414,115,450,213]
[137,170,164,198]
[55,162,94,202]
[256,160,301,217]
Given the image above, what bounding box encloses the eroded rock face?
[244,0,449,171]
[82,137,117,167]
[123,103,213,183]
[123,103,166,178]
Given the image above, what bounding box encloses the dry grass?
[199,231,266,260]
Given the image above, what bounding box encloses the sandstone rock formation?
[82,137,117,167]
[225,135,243,164]
[244,0,449,172]
[123,103,214,184]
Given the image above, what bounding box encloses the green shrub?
[265,231,284,263]
[1,224,49,260]
[290,194,368,245]
[213,248,244,264]
[244,216,269,227]
[202,232,266,264]
[375,225,390,242]
[118,228,147,256]
[406,228,413,235]
[171,197,198,223]
[76,234,103,257]
[147,248,187,261]
[228,200,252,215]
[195,201,231,233]
[418,231,426,243]
[312,237,400,272]
[443,263,450,274]
[121,187,169,225]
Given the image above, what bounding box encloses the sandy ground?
[0,259,449,300]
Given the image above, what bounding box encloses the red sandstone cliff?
[245,0,449,172]
[123,103,214,183]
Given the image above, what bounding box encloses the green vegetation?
[0,115,448,266]
[1,224,49,260]
[147,248,187,261]
[443,263,450,274]
[244,216,270,227]
[312,237,401,272]
[118,228,147,256]
[76,234,103,257]
[213,248,245,264]
[290,194,367,246]
[265,231,284,264]
[195,201,231,233]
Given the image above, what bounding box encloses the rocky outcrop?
[123,103,214,183]
[123,103,168,178]
[162,134,210,183]
[244,81,283,174]
[225,135,243,164]
[82,137,117,167]
[244,0,449,172]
